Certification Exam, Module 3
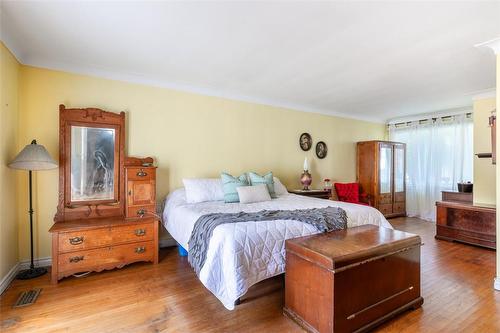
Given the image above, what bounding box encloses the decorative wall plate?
[316,141,327,159]
[299,133,312,151]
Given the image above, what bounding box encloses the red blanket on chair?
[334,183,369,206]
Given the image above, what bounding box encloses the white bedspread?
[163,189,391,310]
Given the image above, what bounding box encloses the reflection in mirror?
[379,146,392,194]
[394,147,405,193]
[71,126,115,202]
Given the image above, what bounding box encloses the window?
[389,114,473,221]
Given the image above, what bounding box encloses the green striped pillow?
[248,172,276,198]
[220,172,249,203]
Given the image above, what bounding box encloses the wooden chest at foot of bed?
[49,217,159,284]
[284,225,423,333]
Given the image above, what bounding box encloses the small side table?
[288,189,331,200]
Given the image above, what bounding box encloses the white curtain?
[389,114,473,221]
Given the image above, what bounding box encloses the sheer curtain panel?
[389,115,473,221]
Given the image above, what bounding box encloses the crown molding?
[0,8,385,124]
[470,87,496,101]
[475,37,500,54]
[17,55,386,124]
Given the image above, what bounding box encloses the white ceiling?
[1,1,499,123]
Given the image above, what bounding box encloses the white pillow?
[237,184,272,204]
[182,178,224,203]
[273,177,288,196]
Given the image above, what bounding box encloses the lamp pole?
[28,168,34,271]
[27,139,36,271]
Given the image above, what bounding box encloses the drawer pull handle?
[137,209,146,217]
[135,246,146,254]
[136,170,147,177]
[69,256,84,263]
[135,229,146,236]
[69,236,84,245]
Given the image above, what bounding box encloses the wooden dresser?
[50,217,158,283]
[357,141,406,218]
[436,191,496,249]
[50,105,159,284]
[285,225,423,333]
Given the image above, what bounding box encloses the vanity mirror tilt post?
[49,105,159,284]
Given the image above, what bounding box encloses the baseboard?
[495,277,500,291]
[159,238,177,248]
[0,263,20,295]
[1,245,175,294]
[19,257,52,270]
[0,258,53,295]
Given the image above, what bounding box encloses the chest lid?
[285,224,421,271]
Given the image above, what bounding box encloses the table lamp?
[9,139,58,279]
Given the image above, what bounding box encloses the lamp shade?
[9,140,58,171]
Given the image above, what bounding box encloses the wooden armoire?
[357,141,406,218]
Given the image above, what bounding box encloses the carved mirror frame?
[55,104,125,222]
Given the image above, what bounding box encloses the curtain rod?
[387,107,472,125]
[387,112,472,128]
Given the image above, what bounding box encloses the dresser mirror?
[55,105,125,221]
[70,125,117,203]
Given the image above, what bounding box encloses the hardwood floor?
[1,217,498,332]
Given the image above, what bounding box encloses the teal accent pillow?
[221,172,249,203]
[248,172,276,198]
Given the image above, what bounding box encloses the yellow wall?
[16,65,385,260]
[0,43,20,280]
[473,97,496,206]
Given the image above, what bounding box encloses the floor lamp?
[9,139,58,279]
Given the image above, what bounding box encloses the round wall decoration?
[316,141,327,159]
[299,133,312,151]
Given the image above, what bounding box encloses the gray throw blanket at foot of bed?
[187,206,347,275]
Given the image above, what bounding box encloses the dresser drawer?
[378,194,393,205]
[58,240,155,274]
[58,228,113,253]
[126,167,154,181]
[393,202,406,214]
[112,222,155,243]
[58,222,155,253]
[378,204,393,216]
[126,205,156,218]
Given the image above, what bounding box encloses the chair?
[334,183,371,206]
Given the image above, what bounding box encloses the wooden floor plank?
[1,217,498,332]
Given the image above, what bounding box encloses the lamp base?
[16,267,47,280]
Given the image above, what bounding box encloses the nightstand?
[288,189,331,200]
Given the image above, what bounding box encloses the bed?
[163,188,391,310]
